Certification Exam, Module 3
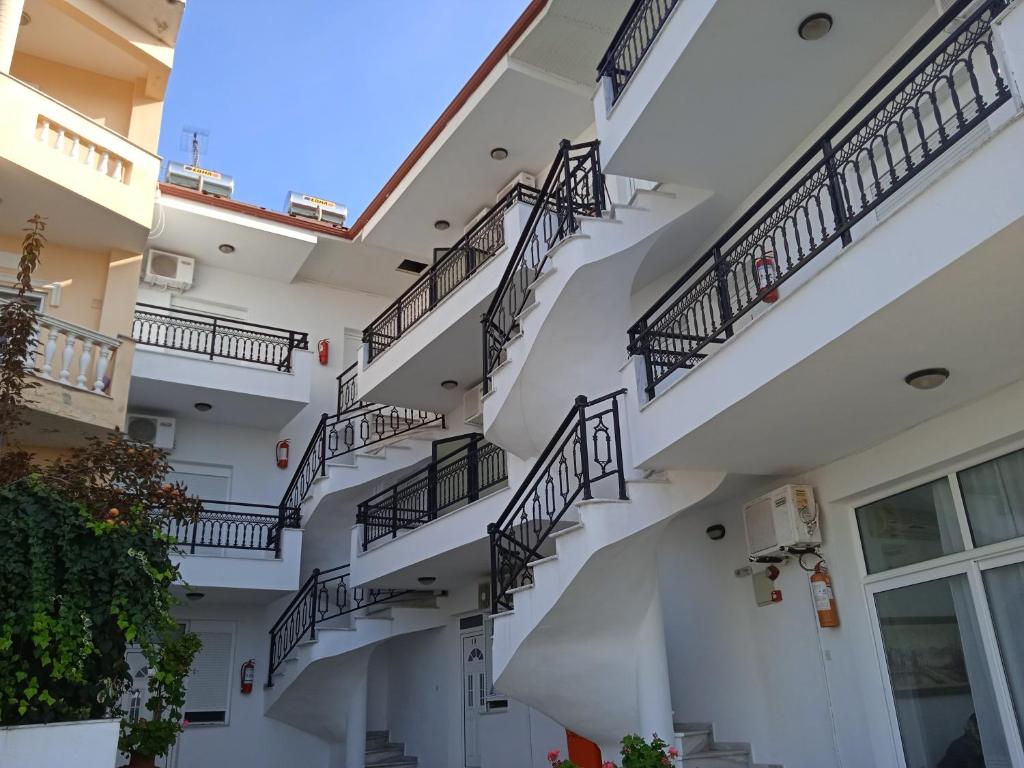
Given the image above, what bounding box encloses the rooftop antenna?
[179,125,210,167]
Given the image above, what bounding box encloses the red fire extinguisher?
[811,563,840,628]
[276,439,290,469]
[240,659,256,694]
[318,339,329,366]
[754,245,780,303]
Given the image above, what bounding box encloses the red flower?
[668,746,679,758]
[547,749,561,764]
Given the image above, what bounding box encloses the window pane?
[875,576,1010,768]
[959,448,1024,547]
[857,479,962,574]
[983,562,1024,739]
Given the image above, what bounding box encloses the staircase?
[365,731,417,768]
[487,390,727,758]
[674,723,782,768]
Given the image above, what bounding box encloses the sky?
[159,1,532,219]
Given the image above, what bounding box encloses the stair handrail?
[265,563,416,687]
[336,361,369,414]
[488,389,627,612]
[356,433,509,550]
[481,139,605,392]
[625,0,1011,400]
[596,0,681,104]
[362,182,542,363]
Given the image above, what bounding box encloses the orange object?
[754,245,780,303]
[318,339,330,365]
[566,730,602,768]
[240,659,256,694]
[276,439,290,469]
[811,563,840,628]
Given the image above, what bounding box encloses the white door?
[462,632,486,767]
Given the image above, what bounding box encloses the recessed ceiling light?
[417,576,436,586]
[798,13,833,41]
[20,12,30,26]
[490,147,509,161]
[904,368,950,390]
[440,380,458,390]
[185,591,205,601]
[218,243,235,253]
[397,259,428,275]
[433,219,450,231]
[194,402,213,412]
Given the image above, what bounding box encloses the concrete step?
[681,747,751,768]
[365,746,409,765]
[674,725,712,756]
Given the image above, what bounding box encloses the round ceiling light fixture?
[218,243,235,254]
[904,368,950,391]
[798,13,833,41]
[433,219,450,231]
[194,402,213,412]
[490,147,509,161]
[185,591,205,602]
[417,576,436,586]
[706,524,726,541]
[440,379,459,390]
[20,12,31,26]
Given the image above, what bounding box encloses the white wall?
[172,601,332,768]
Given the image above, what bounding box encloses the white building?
[128,1,1024,767]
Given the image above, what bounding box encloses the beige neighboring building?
[0,0,184,452]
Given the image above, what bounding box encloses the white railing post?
[92,343,112,393]
[76,341,93,390]
[27,314,119,396]
[59,333,78,385]
[41,320,58,379]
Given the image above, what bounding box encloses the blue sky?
[160,1,531,218]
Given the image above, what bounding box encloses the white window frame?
[848,437,1024,768]
[181,619,236,728]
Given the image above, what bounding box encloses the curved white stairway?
[483,184,711,458]
[490,469,726,758]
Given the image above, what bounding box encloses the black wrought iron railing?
[266,564,415,686]
[627,0,1011,400]
[336,362,369,414]
[489,391,627,613]
[482,140,605,392]
[132,304,309,372]
[279,403,446,517]
[158,500,301,557]
[597,0,680,104]
[363,183,541,363]
[357,433,508,551]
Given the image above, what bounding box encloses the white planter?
[0,718,120,767]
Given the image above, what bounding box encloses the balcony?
[626,0,1024,474]
[162,500,303,596]
[350,434,509,588]
[357,184,538,413]
[21,312,130,438]
[128,304,313,429]
[0,73,161,252]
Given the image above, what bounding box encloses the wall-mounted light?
[904,368,950,390]
[798,13,833,41]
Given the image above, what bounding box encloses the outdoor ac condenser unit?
[742,484,821,559]
[463,385,483,428]
[126,414,176,450]
[143,249,194,292]
[285,192,348,227]
[165,162,235,198]
[496,172,537,202]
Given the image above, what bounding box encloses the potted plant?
[547,734,679,768]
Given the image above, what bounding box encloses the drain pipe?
[0,0,25,73]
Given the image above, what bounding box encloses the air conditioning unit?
[496,171,537,202]
[285,191,348,227]
[464,207,491,235]
[742,484,821,559]
[126,414,176,450]
[165,162,235,198]
[143,249,195,292]
[463,384,483,427]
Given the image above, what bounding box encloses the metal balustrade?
[336,362,369,414]
[132,304,309,372]
[357,433,508,550]
[597,0,680,105]
[157,500,301,557]
[363,183,541,363]
[266,564,417,687]
[489,391,627,612]
[627,0,1012,400]
[481,140,605,392]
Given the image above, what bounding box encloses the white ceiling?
[102,0,185,47]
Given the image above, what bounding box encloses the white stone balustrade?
[35,116,132,184]
[30,315,120,395]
